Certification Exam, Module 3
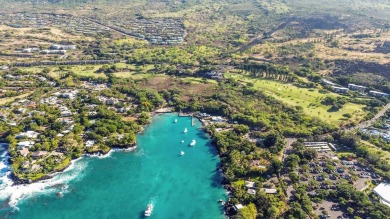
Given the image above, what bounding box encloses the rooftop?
[373,183,390,207]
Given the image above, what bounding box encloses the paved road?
[348,102,390,131]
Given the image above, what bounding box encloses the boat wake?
[0,155,87,210]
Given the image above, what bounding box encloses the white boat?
[184,128,188,133]
[181,140,184,143]
[180,151,185,156]
[190,139,196,146]
[174,119,178,123]
[145,204,154,217]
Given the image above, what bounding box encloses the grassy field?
[226,73,367,125]
[112,64,155,80]
[180,77,219,85]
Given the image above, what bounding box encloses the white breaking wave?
[0,155,87,210]
[84,146,137,159]
[0,146,138,209]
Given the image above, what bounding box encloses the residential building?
[85,140,95,147]
[245,181,255,189]
[19,147,29,157]
[247,189,256,195]
[50,44,77,50]
[32,151,48,159]
[16,131,39,139]
[17,141,35,148]
[262,188,278,194]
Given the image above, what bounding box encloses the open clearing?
[21,63,155,79]
[226,73,367,125]
[0,92,33,105]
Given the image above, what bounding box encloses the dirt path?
[236,17,299,53]
[85,19,144,40]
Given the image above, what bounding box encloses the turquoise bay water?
[0,113,226,219]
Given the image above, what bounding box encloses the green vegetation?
[1,0,390,218]
[226,72,367,126]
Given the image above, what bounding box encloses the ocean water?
[0,113,226,219]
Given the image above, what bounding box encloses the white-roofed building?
[234,204,244,211]
[373,183,390,207]
[17,141,35,148]
[247,189,256,195]
[262,188,277,194]
[369,91,389,98]
[245,181,255,189]
[16,131,39,139]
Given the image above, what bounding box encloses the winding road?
[349,102,390,131]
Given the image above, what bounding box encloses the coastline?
[5,110,220,185]
[6,108,168,185]
[1,112,229,217]
[9,144,138,185]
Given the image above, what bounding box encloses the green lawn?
[71,65,107,78]
[226,73,367,126]
[181,77,219,85]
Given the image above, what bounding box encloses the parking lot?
[290,150,381,218]
[313,200,343,219]
[281,142,384,218]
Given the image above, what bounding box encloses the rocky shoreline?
[10,144,138,185]
[8,110,231,216]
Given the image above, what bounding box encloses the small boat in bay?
[174,119,178,123]
[181,140,184,143]
[144,204,154,217]
[183,128,188,133]
[190,139,196,146]
[180,151,185,156]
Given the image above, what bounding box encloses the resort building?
[373,183,390,207]
[321,79,336,86]
[331,86,349,93]
[369,91,389,98]
[348,84,367,91]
